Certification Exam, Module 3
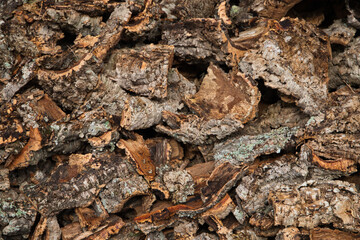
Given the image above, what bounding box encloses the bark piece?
[213,127,298,165]
[88,130,119,149]
[37,4,132,110]
[310,227,360,240]
[99,174,149,213]
[239,18,331,114]
[330,38,360,89]
[186,161,216,193]
[21,152,129,216]
[194,233,220,240]
[75,205,108,230]
[275,227,301,240]
[179,162,248,218]
[6,127,42,171]
[324,20,356,46]
[306,134,359,173]
[269,180,360,232]
[184,63,260,124]
[161,18,245,66]
[236,149,352,217]
[161,19,226,64]
[0,59,36,105]
[0,168,10,190]
[134,163,247,233]
[45,216,62,240]
[247,0,303,20]
[239,102,309,136]
[83,216,125,240]
[96,68,195,130]
[201,194,236,220]
[159,0,217,20]
[173,219,198,240]
[31,216,62,240]
[346,0,360,29]
[105,44,174,99]
[305,87,360,134]
[117,133,156,181]
[0,189,37,237]
[163,169,195,203]
[157,64,260,144]
[0,88,70,169]
[61,222,83,240]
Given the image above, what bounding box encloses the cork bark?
[1,0,360,239]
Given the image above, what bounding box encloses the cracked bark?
[1,0,360,239]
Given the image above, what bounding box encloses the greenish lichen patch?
[214,127,298,165]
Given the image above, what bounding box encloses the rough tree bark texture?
[1,0,360,239]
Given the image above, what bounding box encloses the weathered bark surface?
[1,0,360,239]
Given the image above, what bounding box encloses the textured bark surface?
[1,0,360,239]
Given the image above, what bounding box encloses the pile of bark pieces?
[2,0,360,239]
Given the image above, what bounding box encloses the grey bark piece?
[236,148,346,216]
[174,220,198,239]
[323,20,356,46]
[239,18,331,115]
[163,170,195,203]
[305,88,360,135]
[0,60,36,105]
[329,38,360,89]
[0,22,14,82]
[118,69,196,130]
[269,180,360,232]
[21,153,129,216]
[193,233,219,240]
[247,0,302,20]
[99,175,149,213]
[213,127,298,165]
[0,168,10,191]
[159,0,217,20]
[0,189,36,237]
[105,45,174,99]
[239,102,309,136]
[161,19,227,64]
[37,4,132,110]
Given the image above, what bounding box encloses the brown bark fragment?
[184,63,260,123]
[201,194,236,220]
[83,216,125,240]
[61,222,83,240]
[161,18,246,66]
[7,127,42,170]
[310,227,360,240]
[157,63,260,144]
[117,133,156,181]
